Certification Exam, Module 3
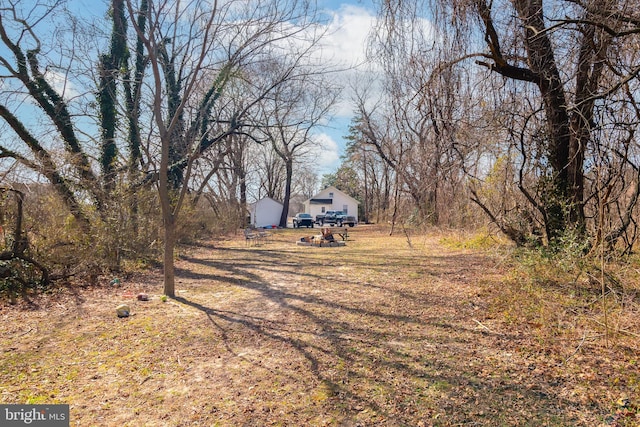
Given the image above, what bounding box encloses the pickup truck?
[316,210,346,226]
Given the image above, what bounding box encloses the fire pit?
[295,227,346,247]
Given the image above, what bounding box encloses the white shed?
[248,197,283,228]
[303,186,360,222]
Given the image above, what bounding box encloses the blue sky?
[305,1,379,177]
[82,0,378,177]
[2,0,379,179]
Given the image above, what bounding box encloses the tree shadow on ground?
[170,241,599,426]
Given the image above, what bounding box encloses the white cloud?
[309,132,341,174]
[44,69,79,100]
[266,4,378,120]
[320,5,375,69]
[317,5,379,119]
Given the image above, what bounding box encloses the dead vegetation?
[0,225,638,426]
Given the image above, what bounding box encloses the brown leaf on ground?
[0,226,637,426]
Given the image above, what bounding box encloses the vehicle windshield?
[298,213,311,218]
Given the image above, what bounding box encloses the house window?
[321,207,325,213]
[343,204,348,214]
[329,192,333,199]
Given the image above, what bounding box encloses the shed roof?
[248,196,283,208]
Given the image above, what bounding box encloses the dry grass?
[0,225,638,426]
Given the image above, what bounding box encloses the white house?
[303,186,360,222]
[248,197,283,228]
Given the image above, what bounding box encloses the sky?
[91,0,377,177]
[2,0,380,179]
[311,0,378,177]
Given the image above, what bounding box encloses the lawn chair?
[244,228,259,246]
[257,228,271,242]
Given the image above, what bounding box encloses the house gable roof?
[304,186,360,205]
[309,198,332,204]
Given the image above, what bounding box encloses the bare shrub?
[23,186,162,283]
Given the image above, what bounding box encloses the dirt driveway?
[0,226,635,426]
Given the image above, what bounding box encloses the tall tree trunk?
[163,216,176,298]
[238,167,248,227]
[123,0,147,236]
[568,17,608,230]
[362,147,369,223]
[158,118,176,296]
[279,159,293,228]
[98,0,127,192]
[512,0,574,242]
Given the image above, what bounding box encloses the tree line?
[0,0,337,297]
[334,0,640,253]
[2,0,640,300]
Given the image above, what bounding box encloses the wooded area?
[346,0,640,250]
[0,0,338,297]
[1,0,640,298]
[0,1,639,424]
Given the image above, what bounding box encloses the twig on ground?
[617,328,640,338]
[402,224,413,249]
[591,318,640,338]
[472,318,497,334]
[15,327,33,337]
[562,331,587,365]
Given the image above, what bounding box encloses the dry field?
[0,225,638,426]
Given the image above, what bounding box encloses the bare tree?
[253,57,340,227]
[126,0,326,296]
[375,0,640,246]
[342,118,393,224]
[0,1,105,227]
[352,22,474,228]
[255,142,287,201]
[0,0,154,272]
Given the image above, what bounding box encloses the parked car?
[292,213,314,228]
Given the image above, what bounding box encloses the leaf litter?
[0,225,637,426]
